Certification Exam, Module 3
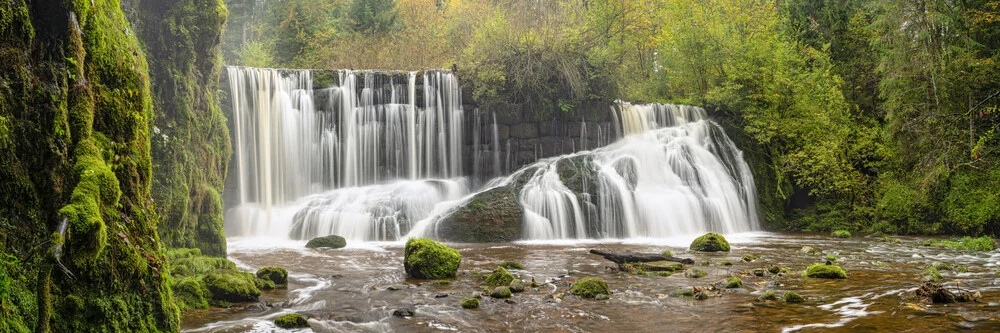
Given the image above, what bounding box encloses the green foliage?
[485,266,514,286]
[348,0,397,34]
[256,266,289,285]
[804,264,847,279]
[930,236,997,251]
[306,235,347,249]
[498,261,524,270]
[570,277,610,299]
[403,238,461,279]
[690,233,731,252]
[274,313,309,329]
[460,297,480,309]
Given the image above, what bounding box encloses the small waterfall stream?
[224,67,759,241]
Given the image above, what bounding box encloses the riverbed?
[181,233,1000,332]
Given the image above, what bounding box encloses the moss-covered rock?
[434,186,524,242]
[203,271,261,302]
[403,238,461,279]
[485,266,515,286]
[461,298,480,309]
[799,246,820,254]
[499,261,525,270]
[684,268,707,278]
[831,230,851,238]
[306,235,347,249]
[690,233,731,252]
[273,313,309,329]
[490,286,512,298]
[742,254,759,262]
[922,267,943,283]
[804,264,847,279]
[783,292,804,303]
[758,291,779,301]
[256,266,288,286]
[725,277,742,288]
[571,277,610,298]
[509,279,525,293]
[172,277,209,310]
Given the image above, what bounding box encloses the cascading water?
[224,67,468,240]
[410,102,761,240]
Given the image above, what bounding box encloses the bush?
[690,233,731,252]
[571,277,610,298]
[804,264,847,279]
[274,313,309,329]
[403,238,462,279]
[256,266,288,285]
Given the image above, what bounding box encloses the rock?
[403,238,462,279]
[768,266,786,274]
[392,308,415,317]
[725,277,742,288]
[799,246,820,255]
[753,269,766,277]
[690,233,731,252]
[831,230,851,238]
[635,261,685,272]
[571,277,610,298]
[929,262,952,271]
[256,266,288,286]
[499,261,525,270]
[435,294,449,298]
[486,266,515,286]
[460,298,480,309]
[670,289,695,297]
[742,254,759,262]
[783,292,804,303]
[202,270,261,302]
[758,291,778,301]
[273,313,309,329]
[694,291,709,300]
[685,268,707,278]
[172,277,209,310]
[922,267,943,283]
[804,263,847,279]
[509,279,526,293]
[387,284,407,291]
[490,286,513,299]
[661,250,674,257]
[434,186,523,242]
[595,294,609,300]
[305,235,347,249]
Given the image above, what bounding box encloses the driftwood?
[589,249,695,269]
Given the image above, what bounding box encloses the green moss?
[831,230,851,238]
[256,266,288,286]
[804,264,847,279]
[929,236,997,251]
[306,235,347,249]
[499,261,525,270]
[928,262,952,271]
[170,255,237,277]
[670,289,695,297]
[172,277,209,310]
[684,268,707,278]
[725,277,742,288]
[403,238,461,279]
[460,298,480,309]
[570,277,610,298]
[489,286,512,298]
[58,139,120,265]
[758,291,779,301]
[654,271,672,277]
[661,250,674,257]
[273,313,309,329]
[741,254,759,262]
[690,233,731,252]
[922,267,943,283]
[202,270,261,302]
[485,266,515,286]
[783,292,804,303]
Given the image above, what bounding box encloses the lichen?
[403,238,461,279]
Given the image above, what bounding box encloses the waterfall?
[224,67,468,240]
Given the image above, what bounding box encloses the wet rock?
[694,290,709,300]
[571,277,610,298]
[434,294,448,298]
[690,233,731,252]
[486,266,515,286]
[460,298,480,309]
[330,274,344,279]
[305,235,347,249]
[670,289,695,297]
[767,266,784,274]
[685,268,707,278]
[783,292,804,303]
[509,279,526,293]
[256,266,288,286]
[392,308,415,317]
[490,286,513,299]
[273,313,309,329]
[804,263,847,279]
[203,270,261,302]
[403,238,461,279]
[742,254,759,262]
[595,294,609,300]
[725,277,742,288]
[758,291,778,301]
[929,262,952,271]
[634,261,684,272]
[387,284,407,291]
[799,246,820,255]
[434,186,523,242]
[504,299,517,304]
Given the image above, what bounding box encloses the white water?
[225,67,467,240]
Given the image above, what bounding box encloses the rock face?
[403,238,462,279]
[434,186,524,242]
[690,233,732,252]
[306,235,347,249]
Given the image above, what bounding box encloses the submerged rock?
[403,238,462,279]
[690,233,731,252]
[804,263,847,279]
[273,313,309,329]
[392,308,415,317]
[571,277,610,298]
[305,235,347,249]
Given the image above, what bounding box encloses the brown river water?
[180,233,1000,332]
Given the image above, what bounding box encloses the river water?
[181,233,1000,332]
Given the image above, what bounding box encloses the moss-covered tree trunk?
[1,0,181,331]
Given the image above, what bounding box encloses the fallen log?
[589,249,695,268]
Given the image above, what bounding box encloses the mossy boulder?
[485,266,515,286]
[690,233,731,252]
[799,246,820,254]
[274,313,309,329]
[742,254,759,262]
[725,277,742,288]
[403,238,462,279]
[804,264,847,279]
[758,291,779,301]
[571,277,610,298]
[684,268,707,278]
[256,266,288,286]
[831,230,851,238]
[203,271,262,302]
[434,186,524,242]
[509,279,526,293]
[172,277,209,310]
[490,286,512,298]
[461,298,480,309]
[306,235,347,249]
[783,292,804,303]
[499,261,525,270]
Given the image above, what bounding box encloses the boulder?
[690,233,731,252]
[783,292,804,303]
[485,266,515,286]
[305,235,346,249]
[202,270,261,302]
[571,277,610,299]
[461,298,480,309]
[509,279,526,293]
[490,286,512,298]
[273,313,309,329]
[256,266,288,286]
[725,277,742,288]
[804,263,847,279]
[435,186,524,242]
[403,238,462,279]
